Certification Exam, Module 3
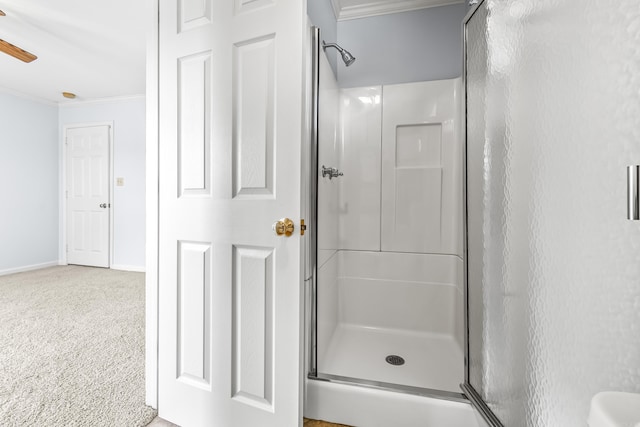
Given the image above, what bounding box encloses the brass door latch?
[272,218,307,237]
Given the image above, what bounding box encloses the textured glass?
[466,1,489,397]
[466,1,640,426]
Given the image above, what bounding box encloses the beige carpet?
[0,265,156,426]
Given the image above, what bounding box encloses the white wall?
[337,4,467,88]
[0,92,59,274]
[59,97,146,270]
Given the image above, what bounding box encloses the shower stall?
[305,26,477,426]
[306,0,640,425]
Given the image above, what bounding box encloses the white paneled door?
[157,0,304,426]
[66,125,111,268]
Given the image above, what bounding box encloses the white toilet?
[588,392,640,427]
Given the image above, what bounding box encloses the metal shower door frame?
[461,1,504,426]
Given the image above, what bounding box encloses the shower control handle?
[321,165,344,180]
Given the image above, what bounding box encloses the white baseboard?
[111,264,146,273]
[0,261,60,277]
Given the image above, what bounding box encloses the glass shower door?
[464,1,640,426]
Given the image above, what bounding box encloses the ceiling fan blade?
[0,39,37,63]
[0,10,5,16]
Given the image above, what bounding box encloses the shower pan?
[305,26,475,427]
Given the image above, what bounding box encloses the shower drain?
[385,355,405,366]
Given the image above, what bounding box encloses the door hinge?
[300,219,307,236]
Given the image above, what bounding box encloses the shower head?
[322,41,356,67]
[340,50,356,67]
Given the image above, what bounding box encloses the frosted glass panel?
[317,51,341,265]
[465,0,488,399]
[466,1,640,426]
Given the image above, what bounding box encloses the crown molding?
[0,87,144,107]
[58,94,145,107]
[0,86,58,107]
[330,0,341,20]
[334,0,464,21]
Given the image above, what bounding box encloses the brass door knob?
[273,218,294,237]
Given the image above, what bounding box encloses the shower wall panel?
[338,251,462,340]
[335,80,462,255]
[337,87,382,251]
[381,79,463,256]
[316,252,339,365]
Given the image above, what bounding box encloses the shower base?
[319,324,464,393]
[304,379,480,427]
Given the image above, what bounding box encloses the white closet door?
[66,125,110,268]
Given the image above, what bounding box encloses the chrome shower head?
[340,50,356,67]
[322,41,356,67]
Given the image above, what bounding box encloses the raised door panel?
[177,241,212,389]
[234,0,274,15]
[178,0,212,33]
[231,245,274,410]
[178,51,212,196]
[232,35,275,198]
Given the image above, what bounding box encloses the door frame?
[144,0,159,408]
[62,122,114,268]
